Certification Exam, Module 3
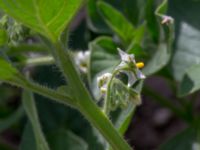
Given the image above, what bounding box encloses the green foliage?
[170,0,200,81]
[97,1,135,44]
[47,130,88,150]
[0,28,8,46]
[143,0,174,75]
[0,58,19,81]
[0,0,199,150]
[0,0,83,42]
[160,128,196,150]
[179,64,200,97]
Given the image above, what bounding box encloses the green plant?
[0,0,200,150]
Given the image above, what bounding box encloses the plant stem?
[16,56,54,67]
[24,80,76,107]
[22,90,50,150]
[53,42,132,150]
[103,70,118,114]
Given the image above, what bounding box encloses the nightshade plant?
[0,0,200,150]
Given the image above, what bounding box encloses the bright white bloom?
[117,48,145,87]
[118,48,136,64]
[75,51,90,73]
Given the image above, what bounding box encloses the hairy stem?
[53,41,132,150]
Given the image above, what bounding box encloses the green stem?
[4,72,76,109]
[19,56,54,67]
[24,80,76,107]
[78,97,132,150]
[22,90,50,150]
[103,70,118,114]
[53,42,132,150]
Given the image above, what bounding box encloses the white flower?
[118,48,136,64]
[117,48,145,87]
[75,50,90,73]
[97,73,112,94]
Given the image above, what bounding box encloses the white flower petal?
[136,70,146,79]
[117,48,135,63]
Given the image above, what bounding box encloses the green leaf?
[7,44,49,56]
[127,24,146,57]
[142,0,174,75]
[145,0,159,42]
[47,129,88,150]
[143,43,170,75]
[178,64,200,97]
[168,0,200,81]
[22,90,50,150]
[87,0,145,33]
[0,29,8,46]
[97,1,135,44]
[88,36,119,99]
[172,21,200,81]
[159,128,196,150]
[0,58,19,81]
[87,0,110,33]
[0,0,83,42]
[114,103,135,135]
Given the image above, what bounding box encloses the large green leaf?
[97,1,135,44]
[169,0,200,81]
[159,128,196,150]
[0,0,83,42]
[172,22,200,81]
[178,64,200,97]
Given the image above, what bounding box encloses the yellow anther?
[136,62,144,69]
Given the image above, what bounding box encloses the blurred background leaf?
[169,0,200,82]
[159,128,196,150]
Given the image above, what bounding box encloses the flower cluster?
[116,48,145,87]
[97,48,145,112]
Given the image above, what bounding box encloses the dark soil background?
[126,76,187,150]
